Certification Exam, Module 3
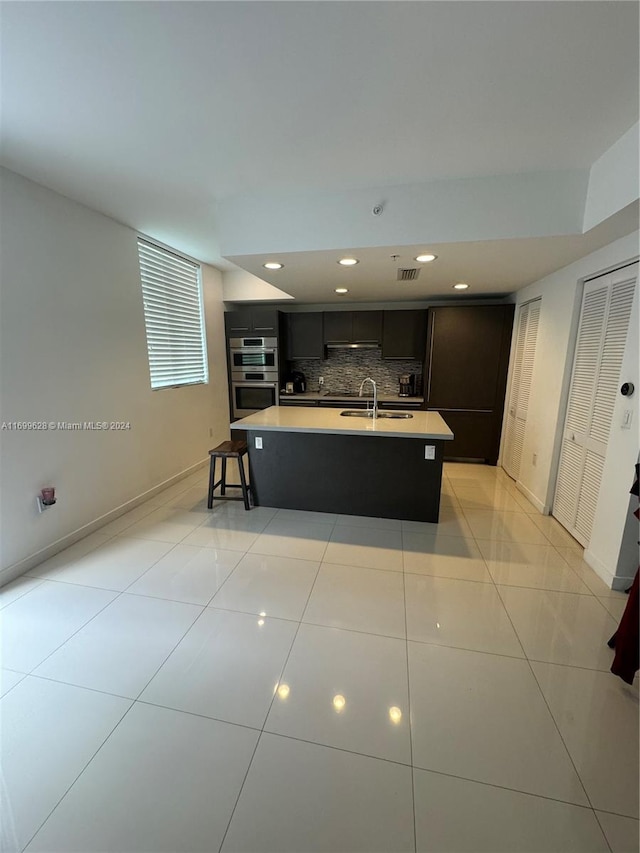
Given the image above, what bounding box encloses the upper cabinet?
[381,310,427,360]
[323,311,382,344]
[224,307,280,337]
[286,313,324,360]
[352,311,382,343]
[323,311,352,343]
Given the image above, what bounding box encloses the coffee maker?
[290,371,306,393]
[399,374,412,397]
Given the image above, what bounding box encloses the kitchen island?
[230,406,453,522]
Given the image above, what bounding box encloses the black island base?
[244,430,446,523]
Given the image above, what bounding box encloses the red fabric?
[610,568,639,685]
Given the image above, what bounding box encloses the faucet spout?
[358,377,378,419]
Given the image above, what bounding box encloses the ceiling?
[228,202,640,303]
[1,1,639,301]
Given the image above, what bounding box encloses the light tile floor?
[1,462,637,853]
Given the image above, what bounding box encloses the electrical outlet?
[319,377,324,385]
[424,445,435,460]
[532,453,537,466]
[255,436,263,449]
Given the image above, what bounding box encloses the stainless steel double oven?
[229,337,279,418]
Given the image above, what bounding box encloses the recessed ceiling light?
[263,262,283,270]
[338,257,359,266]
[453,282,469,290]
[335,288,349,294]
[415,254,437,263]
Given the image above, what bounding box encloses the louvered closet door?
[503,299,541,479]
[553,264,637,546]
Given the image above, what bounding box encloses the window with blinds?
[137,239,209,390]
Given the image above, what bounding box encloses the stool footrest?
[211,479,245,492]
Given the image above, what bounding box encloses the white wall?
[503,230,639,586]
[583,122,640,232]
[0,168,230,581]
[222,267,294,302]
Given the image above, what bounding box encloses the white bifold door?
[503,298,541,480]
[553,263,638,546]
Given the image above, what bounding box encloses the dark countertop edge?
[280,393,425,402]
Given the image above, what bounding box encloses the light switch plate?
[424,445,435,460]
[255,436,263,449]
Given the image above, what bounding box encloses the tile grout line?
[462,476,600,818]
[216,514,336,853]
[0,577,47,610]
[20,537,191,679]
[131,604,209,704]
[20,697,137,851]
[17,536,210,849]
[592,811,616,853]
[455,471,600,820]
[400,523,418,853]
[18,517,216,850]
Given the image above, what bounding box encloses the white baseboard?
[583,548,633,591]
[515,481,549,515]
[0,458,208,588]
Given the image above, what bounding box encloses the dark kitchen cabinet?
[323,311,382,344]
[286,313,324,360]
[425,305,514,464]
[225,307,279,337]
[382,310,427,359]
[323,312,353,343]
[352,311,382,342]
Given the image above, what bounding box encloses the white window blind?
[137,239,209,390]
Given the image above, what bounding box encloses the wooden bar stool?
[207,440,252,511]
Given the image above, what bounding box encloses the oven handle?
[231,381,278,388]
[230,348,277,356]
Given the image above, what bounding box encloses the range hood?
[325,342,380,350]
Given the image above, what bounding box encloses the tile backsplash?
[290,350,423,396]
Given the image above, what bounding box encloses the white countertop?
[231,406,453,440]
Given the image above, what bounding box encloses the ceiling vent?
[397,268,420,281]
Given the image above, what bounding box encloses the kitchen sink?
[340,410,413,419]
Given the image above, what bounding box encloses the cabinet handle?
[426,312,435,402]
[253,327,274,330]
[231,326,250,332]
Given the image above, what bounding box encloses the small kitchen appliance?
[291,371,306,393]
[399,374,412,397]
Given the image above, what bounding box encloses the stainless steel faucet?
[358,377,378,419]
